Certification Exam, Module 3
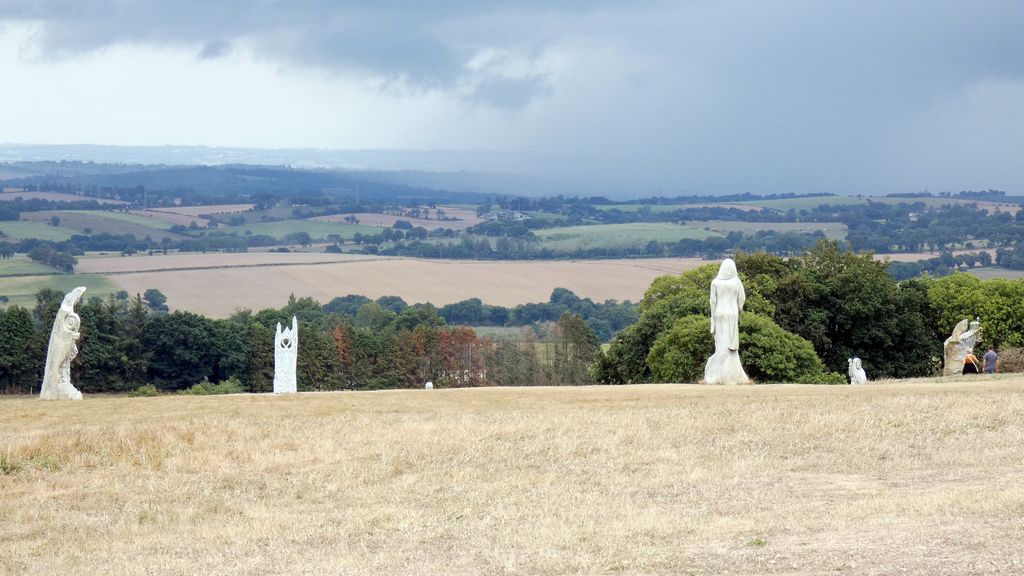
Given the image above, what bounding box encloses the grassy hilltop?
[3,379,1023,575]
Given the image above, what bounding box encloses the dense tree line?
[0,290,601,395]
[327,288,635,342]
[594,241,1021,384]
[887,251,993,281]
[373,230,827,261]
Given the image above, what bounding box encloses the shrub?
[794,371,848,385]
[647,312,827,383]
[995,347,1024,373]
[178,377,245,396]
[129,384,161,397]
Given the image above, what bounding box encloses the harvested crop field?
[2,379,1023,575]
[93,255,704,316]
[128,210,208,227]
[879,248,997,262]
[75,252,374,274]
[162,204,255,217]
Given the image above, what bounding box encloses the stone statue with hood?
[704,258,751,385]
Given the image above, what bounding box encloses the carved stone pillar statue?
[704,258,750,385]
[943,318,982,376]
[274,316,298,393]
[40,287,87,400]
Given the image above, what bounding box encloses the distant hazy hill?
[0,144,561,197]
[0,161,499,204]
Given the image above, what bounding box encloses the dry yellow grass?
[75,251,373,274]
[82,256,702,316]
[161,204,256,217]
[128,210,209,227]
[3,379,1024,575]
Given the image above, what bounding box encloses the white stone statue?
[274,316,298,393]
[848,357,867,385]
[425,381,433,390]
[704,258,750,385]
[40,286,87,400]
[943,318,982,376]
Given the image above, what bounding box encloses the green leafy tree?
[928,272,1024,348]
[647,313,826,383]
[554,312,599,385]
[144,311,216,390]
[143,288,169,312]
[297,325,342,390]
[324,294,372,316]
[354,302,396,331]
[76,296,134,392]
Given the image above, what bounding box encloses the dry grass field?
[162,204,256,217]
[128,209,209,228]
[2,379,1023,575]
[880,249,997,263]
[75,252,373,274]
[86,255,703,316]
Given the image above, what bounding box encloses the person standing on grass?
[983,347,998,374]
[963,352,980,374]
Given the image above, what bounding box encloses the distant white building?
[481,210,531,222]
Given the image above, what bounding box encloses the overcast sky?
[1,1,1022,196]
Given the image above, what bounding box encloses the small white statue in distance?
[704,258,751,385]
[943,318,982,376]
[848,357,867,385]
[274,316,298,394]
[425,381,433,390]
[40,286,87,400]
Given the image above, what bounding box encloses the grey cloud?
[197,40,231,60]
[0,0,627,107]
[469,75,552,110]
[3,0,1023,194]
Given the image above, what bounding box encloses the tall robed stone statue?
[40,286,87,400]
[848,357,868,385]
[274,316,298,394]
[704,258,750,385]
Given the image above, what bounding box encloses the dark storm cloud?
[1,0,622,105]
[3,0,1023,194]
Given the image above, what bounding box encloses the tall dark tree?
[144,311,216,390]
[0,306,39,393]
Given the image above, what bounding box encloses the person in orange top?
[963,352,981,374]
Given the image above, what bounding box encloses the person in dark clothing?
[983,347,998,374]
